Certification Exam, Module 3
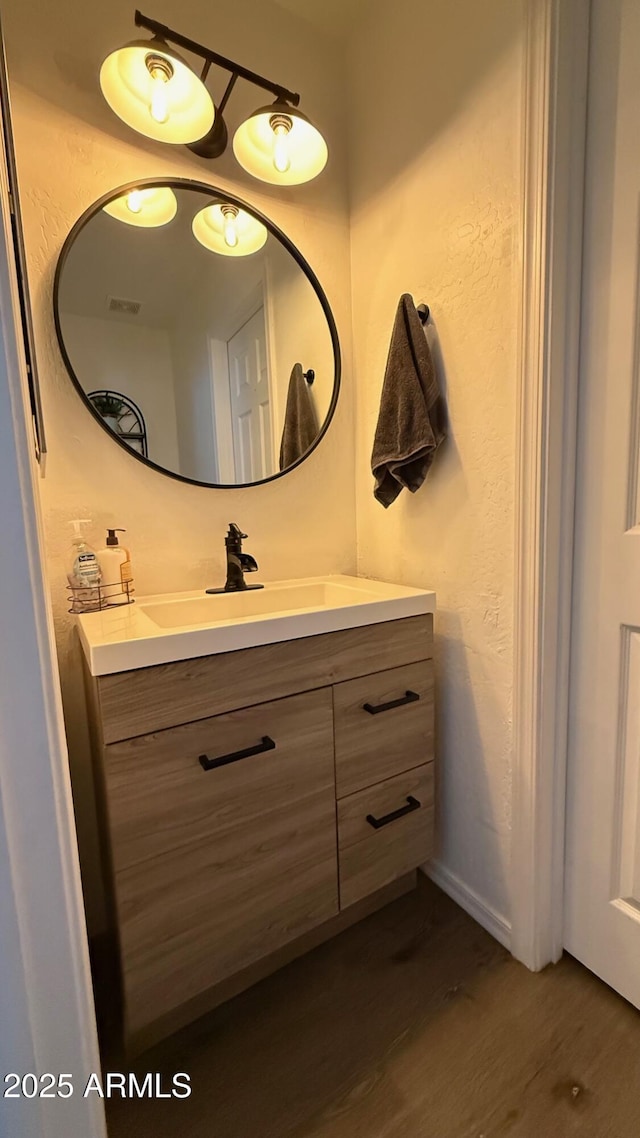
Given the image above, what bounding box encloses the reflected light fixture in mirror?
[233,101,328,185]
[192,202,267,256]
[103,186,178,227]
[100,36,215,144]
[99,12,328,185]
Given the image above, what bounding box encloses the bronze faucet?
[206,523,263,594]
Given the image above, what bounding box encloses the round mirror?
[53,179,340,487]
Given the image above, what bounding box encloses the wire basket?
[67,578,135,614]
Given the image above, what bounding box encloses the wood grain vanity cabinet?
[86,613,435,1050]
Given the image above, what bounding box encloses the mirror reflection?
[55,183,339,486]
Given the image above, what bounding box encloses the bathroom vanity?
[56,171,441,1052]
[78,576,436,1051]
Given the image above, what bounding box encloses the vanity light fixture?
[100,11,328,185]
[192,202,268,257]
[100,38,215,144]
[233,101,328,185]
[102,186,178,226]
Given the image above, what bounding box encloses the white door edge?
[510,0,590,971]
[0,103,106,1138]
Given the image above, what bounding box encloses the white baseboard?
[423,859,512,951]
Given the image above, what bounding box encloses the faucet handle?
[227,522,247,541]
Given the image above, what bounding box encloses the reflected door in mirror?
[226,307,272,483]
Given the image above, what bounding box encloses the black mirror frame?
[52,177,341,490]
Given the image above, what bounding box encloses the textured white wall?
[348,0,524,925]
[61,314,181,471]
[169,297,219,482]
[3,0,354,931]
[265,238,335,430]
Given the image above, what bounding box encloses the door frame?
[210,336,234,483]
[510,0,591,970]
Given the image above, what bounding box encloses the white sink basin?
[141,579,398,629]
[76,574,435,676]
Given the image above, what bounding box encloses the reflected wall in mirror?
[54,181,340,487]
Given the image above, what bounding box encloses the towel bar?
[416,303,430,324]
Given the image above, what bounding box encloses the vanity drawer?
[334,660,434,797]
[96,614,433,742]
[103,688,335,871]
[338,765,434,909]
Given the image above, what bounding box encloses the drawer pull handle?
[199,736,276,772]
[363,690,420,715]
[366,795,421,830]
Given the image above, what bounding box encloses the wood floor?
[103,875,640,1138]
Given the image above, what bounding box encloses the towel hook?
[303,368,315,385]
[416,303,430,324]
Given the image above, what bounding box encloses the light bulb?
[127,190,142,214]
[270,113,292,174]
[221,206,239,249]
[273,129,291,173]
[103,186,177,227]
[193,202,267,256]
[149,71,169,124]
[145,54,173,125]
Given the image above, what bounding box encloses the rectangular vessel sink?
[76,574,436,676]
[141,579,396,629]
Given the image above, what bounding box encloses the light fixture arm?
[218,72,239,115]
[134,9,301,107]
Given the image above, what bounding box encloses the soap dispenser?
[97,528,134,603]
[68,519,102,613]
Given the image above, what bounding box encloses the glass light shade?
[233,101,328,185]
[192,203,268,257]
[99,39,215,144]
[103,187,178,227]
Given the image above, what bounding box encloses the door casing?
[510,0,591,971]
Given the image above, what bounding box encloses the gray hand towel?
[371,294,447,507]
[279,362,319,471]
